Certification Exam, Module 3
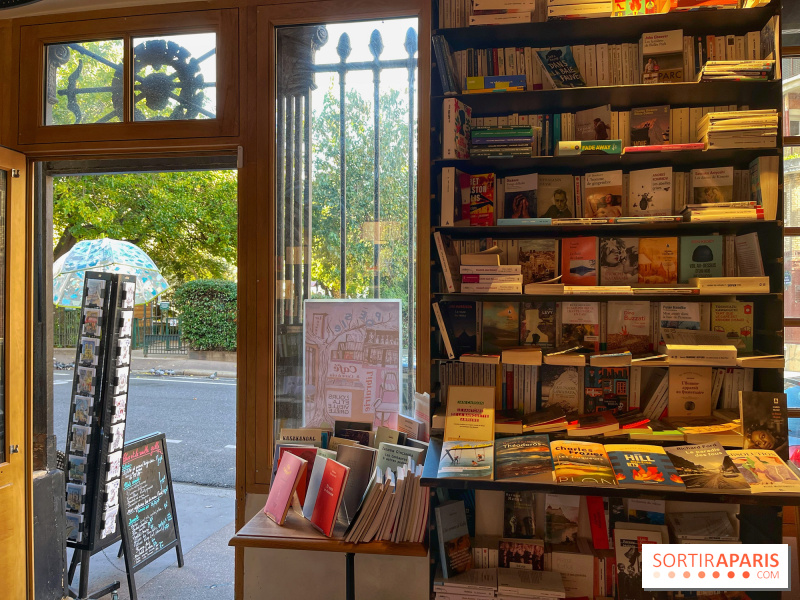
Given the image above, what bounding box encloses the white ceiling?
[0,0,207,19]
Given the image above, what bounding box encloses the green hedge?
[173,280,237,351]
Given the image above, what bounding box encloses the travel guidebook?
[550,440,617,486]
[606,444,686,490]
[494,435,553,482]
[664,442,749,492]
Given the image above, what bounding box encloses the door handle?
[9,445,19,454]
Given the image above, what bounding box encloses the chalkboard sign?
[119,433,184,574]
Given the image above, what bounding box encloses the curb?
[131,369,237,379]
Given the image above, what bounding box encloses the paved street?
[54,371,237,488]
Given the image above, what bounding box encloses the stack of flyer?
[434,568,497,599]
[696,109,778,150]
[497,568,566,599]
[547,0,612,19]
[697,60,775,82]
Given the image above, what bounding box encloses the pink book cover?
[264,452,307,525]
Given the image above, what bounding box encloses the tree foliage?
[53,170,237,284]
[172,279,237,351]
[310,85,416,318]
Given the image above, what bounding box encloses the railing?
[54,307,81,348]
[140,316,187,356]
[275,24,418,401]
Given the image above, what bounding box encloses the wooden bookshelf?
[420,439,800,507]
[434,221,781,237]
[229,510,428,557]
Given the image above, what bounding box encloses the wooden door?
[0,147,32,600]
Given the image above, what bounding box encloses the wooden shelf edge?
[229,510,428,557]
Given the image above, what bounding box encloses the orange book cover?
[264,452,308,525]
[638,237,677,284]
[469,173,495,226]
[310,458,351,537]
[561,237,598,285]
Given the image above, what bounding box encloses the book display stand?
[64,272,136,599]
[425,1,788,599]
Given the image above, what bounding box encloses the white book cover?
[537,174,575,218]
[641,29,684,84]
[628,167,673,216]
[691,167,734,204]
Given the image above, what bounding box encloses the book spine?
[433,232,457,292]
[432,302,455,360]
[461,282,522,293]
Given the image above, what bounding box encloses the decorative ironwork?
[47,38,216,125]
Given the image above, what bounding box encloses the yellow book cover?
[638,237,677,284]
[444,385,496,442]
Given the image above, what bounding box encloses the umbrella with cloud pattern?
[53,238,170,307]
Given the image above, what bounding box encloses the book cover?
[470,173,496,226]
[520,301,556,348]
[606,301,651,355]
[518,240,557,285]
[712,301,754,354]
[503,490,536,538]
[444,385,496,442]
[264,452,308,525]
[600,237,639,285]
[550,440,617,486]
[561,237,599,285]
[335,444,377,525]
[614,526,663,600]
[584,170,624,218]
[302,455,329,520]
[630,105,671,146]
[442,98,472,159]
[440,300,477,356]
[435,500,473,578]
[310,458,350,536]
[664,442,749,491]
[494,435,553,481]
[540,365,582,415]
[536,46,586,88]
[441,167,471,226]
[273,446,318,507]
[504,173,537,220]
[575,104,612,141]
[728,449,800,493]
[434,232,461,293]
[584,366,629,414]
[438,441,495,479]
[376,442,424,473]
[482,301,520,354]
[537,174,575,218]
[679,235,723,283]
[558,301,600,351]
[628,167,673,217]
[641,29,685,83]
[545,493,580,547]
[498,538,545,570]
[668,365,713,417]
[692,167,734,204]
[606,443,686,490]
[739,391,788,459]
[638,237,678,284]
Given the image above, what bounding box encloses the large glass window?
[272,19,418,438]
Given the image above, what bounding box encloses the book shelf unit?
[425,2,787,599]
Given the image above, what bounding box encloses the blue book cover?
[494,435,553,482]
[536,47,586,88]
[605,444,686,490]
[435,500,473,578]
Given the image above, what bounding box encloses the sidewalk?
[54,348,237,379]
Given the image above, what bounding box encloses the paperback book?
[728,449,800,493]
[606,301,651,355]
[679,235,723,283]
[520,301,556,348]
[538,174,575,219]
[584,170,624,218]
[641,29,685,83]
[692,167,734,204]
[606,444,686,490]
[575,104,612,141]
[561,237,599,285]
[664,442,750,492]
[599,237,639,285]
[545,493,581,547]
[518,240,558,285]
[435,500,473,578]
[504,174,538,221]
[550,440,617,486]
[739,391,788,459]
[442,98,471,159]
[630,105,671,146]
[470,173,496,226]
[536,46,586,88]
[558,301,600,352]
[482,301,520,354]
[540,364,582,415]
[498,539,545,570]
[628,167,673,217]
[712,301,753,354]
[503,490,536,538]
[583,366,630,413]
[440,300,477,356]
[638,237,678,284]
[494,435,553,482]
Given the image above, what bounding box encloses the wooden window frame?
[249,0,431,493]
[17,8,239,144]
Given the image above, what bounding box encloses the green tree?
[53,170,237,284]
[310,86,416,318]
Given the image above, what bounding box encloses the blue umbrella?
[53,238,170,307]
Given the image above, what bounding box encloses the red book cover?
[276,446,318,506]
[310,458,351,537]
[469,173,496,226]
[264,452,307,525]
[561,236,598,285]
[586,496,609,550]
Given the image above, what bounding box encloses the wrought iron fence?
[54,307,81,348]
[275,24,418,401]
[141,316,186,356]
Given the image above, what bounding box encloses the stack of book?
[696,109,779,150]
[470,0,537,25]
[433,568,498,599]
[461,253,523,294]
[682,200,764,222]
[697,60,775,82]
[497,569,566,599]
[466,75,527,94]
[547,0,612,19]
[470,126,534,158]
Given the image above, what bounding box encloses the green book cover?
[581,139,622,154]
[711,301,754,354]
[679,235,723,283]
